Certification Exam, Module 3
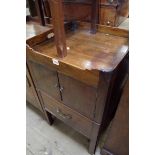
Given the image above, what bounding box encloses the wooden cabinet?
[26,20,129,155]
[26,65,43,112]
[33,0,128,27]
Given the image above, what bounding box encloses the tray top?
[27,22,128,72]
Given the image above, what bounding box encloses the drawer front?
[28,61,61,101]
[99,6,117,26]
[40,91,93,138]
[58,73,97,120]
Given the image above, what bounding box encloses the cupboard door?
[58,73,97,120]
[26,67,43,112]
[28,61,61,101]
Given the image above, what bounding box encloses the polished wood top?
[26,22,51,40]
[27,22,128,72]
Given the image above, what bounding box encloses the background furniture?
[33,0,128,27]
[101,78,129,155]
[99,0,129,26]
[27,0,45,25]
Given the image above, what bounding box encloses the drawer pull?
[56,108,72,119]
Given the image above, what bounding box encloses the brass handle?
[56,108,72,119]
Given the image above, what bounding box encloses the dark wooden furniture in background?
[27,0,46,25]
[45,0,99,58]
[41,0,97,26]
[101,79,129,155]
[26,20,129,154]
[99,0,129,26]
[27,0,37,17]
[38,0,128,27]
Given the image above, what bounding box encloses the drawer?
[99,6,117,26]
[40,91,94,138]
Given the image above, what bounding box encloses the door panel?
[29,61,61,101]
[58,73,97,120]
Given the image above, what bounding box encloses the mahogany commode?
[26,1,129,154]
[26,19,129,154]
